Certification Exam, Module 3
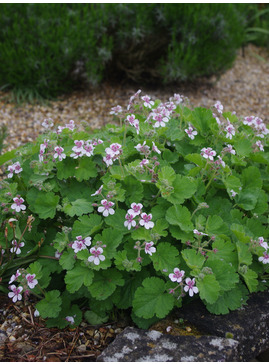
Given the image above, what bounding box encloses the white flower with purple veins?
[9,270,21,284]
[255,140,264,152]
[126,114,138,126]
[213,114,222,125]
[128,202,143,217]
[103,153,113,167]
[169,268,185,283]
[91,185,103,196]
[258,237,268,250]
[10,240,25,255]
[107,143,122,158]
[8,285,23,303]
[42,118,54,129]
[7,162,22,178]
[230,189,238,198]
[164,101,176,112]
[225,122,235,139]
[243,116,255,126]
[55,250,62,259]
[70,150,85,159]
[54,146,66,161]
[201,147,216,161]
[98,199,115,217]
[139,213,154,229]
[88,246,105,265]
[133,120,140,135]
[26,273,38,289]
[193,229,208,236]
[152,142,161,154]
[141,95,154,108]
[72,236,92,253]
[127,89,141,110]
[65,120,75,131]
[144,241,156,256]
[152,112,169,128]
[258,251,269,264]
[66,315,75,325]
[134,141,150,155]
[7,164,15,178]
[216,156,226,168]
[140,159,149,168]
[72,140,84,153]
[84,142,95,156]
[223,144,236,155]
[185,125,198,140]
[214,101,223,114]
[11,196,26,212]
[124,213,136,230]
[170,93,183,104]
[184,278,199,297]
[39,144,46,162]
[34,309,40,317]
[110,105,122,115]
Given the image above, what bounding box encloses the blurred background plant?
[0,3,267,103]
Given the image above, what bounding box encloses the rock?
[0,329,8,344]
[176,289,269,361]
[97,327,240,362]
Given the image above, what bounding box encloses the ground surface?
[0,44,268,361]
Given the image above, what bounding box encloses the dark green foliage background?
[0,3,267,101]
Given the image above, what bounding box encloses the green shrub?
[243,4,269,49]
[0,92,268,329]
[0,4,248,101]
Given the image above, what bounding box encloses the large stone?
[177,289,269,361]
[98,327,240,362]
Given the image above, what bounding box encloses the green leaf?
[150,242,180,273]
[122,176,144,205]
[59,250,76,270]
[63,199,93,217]
[205,258,239,291]
[236,241,252,266]
[26,189,60,219]
[35,290,62,318]
[237,188,261,210]
[166,205,194,232]
[182,249,205,270]
[191,107,215,134]
[165,119,185,141]
[84,310,108,325]
[234,139,252,157]
[88,269,124,300]
[166,175,197,205]
[131,228,151,242]
[224,175,242,194]
[197,274,220,304]
[185,153,206,167]
[56,158,77,179]
[206,215,229,236]
[206,283,248,314]
[231,224,252,244]
[105,209,127,233]
[64,262,94,293]
[131,312,159,329]
[209,238,238,268]
[74,159,98,181]
[114,250,141,272]
[53,232,69,253]
[133,277,174,319]
[27,261,43,280]
[241,166,263,190]
[72,214,103,239]
[156,166,176,197]
[163,149,179,164]
[98,228,123,259]
[240,267,258,293]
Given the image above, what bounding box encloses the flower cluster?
[7,162,22,178]
[169,268,199,297]
[243,116,269,139]
[103,143,122,167]
[57,119,76,133]
[257,237,269,265]
[8,269,38,303]
[126,114,140,134]
[124,202,154,230]
[72,235,92,253]
[70,139,95,159]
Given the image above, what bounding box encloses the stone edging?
[98,289,269,362]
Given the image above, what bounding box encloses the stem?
[118,158,125,178]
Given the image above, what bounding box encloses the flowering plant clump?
[0,93,268,329]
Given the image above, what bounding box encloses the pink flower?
[135,142,150,155]
[255,140,264,152]
[139,213,154,229]
[9,270,21,284]
[128,202,143,217]
[201,147,216,161]
[8,285,23,302]
[243,116,255,126]
[144,241,156,256]
[169,94,183,104]
[230,189,238,198]
[65,315,75,325]
[126,114,138,126]
[214,101,223,114]
[110,105,122,115]
[169,268,185,283]
[185,125,198,140]
[7,162,22,178]
[26,273,38,289]
[107,143,122,157]
[193,229,208,236]
[258,237,268,250]
[88,246,105,265]
[98,199,115,217]
[72,236,92,253]
[124,213,136,230]
[42,118,54,129]
[54,146,66,161]
[127,89,141,110]
[11,197,26,212]
[184,278,199,297]
[141,95,154,108]
[70,150,85,159]
[91,185,103,196]
[84,142,95,156]
[223,144,236,155]
[225,121,235,139]
[140,159,149,168]
[65,120,75,131]
[10,240,25,255]
[258,251,269,264]
[103,152,113,167]
[215,156,226,168]
[152,142,161,154]
[72,140,84,153]
[152,112,169,128]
